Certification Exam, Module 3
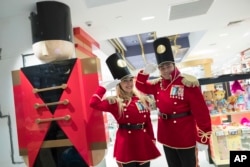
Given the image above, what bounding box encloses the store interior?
[0,0,250,167]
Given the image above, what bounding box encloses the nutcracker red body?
[12,1,107,166]
[12,57,107,167]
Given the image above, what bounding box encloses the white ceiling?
[1,0,250,77]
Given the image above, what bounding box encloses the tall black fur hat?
[153,37,174,66]
[106,53,133,80]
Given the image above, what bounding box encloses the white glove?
[196,142,208,151]
[102,79,120,90]
[144,63,157,74]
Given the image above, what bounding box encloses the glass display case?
[198,73,250,167]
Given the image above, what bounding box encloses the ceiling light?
[219,33,228,37]
[243,32,250,37]
[146,39,154,43]
[141,16,155,21]
[115,16,123,20]
[209,43,216,46]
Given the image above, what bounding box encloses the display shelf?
[211,157,229,167]
[198,73,250,85]
[209,113,250,167]
[210,110,250,117]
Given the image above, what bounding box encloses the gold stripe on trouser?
[117,162,123,167]
[195,147,200,167]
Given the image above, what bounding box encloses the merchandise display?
[199,73,250,166]
[210,123,250,165]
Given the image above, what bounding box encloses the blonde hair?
[106,83,154,118]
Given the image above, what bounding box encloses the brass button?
[157,44,166,54]
[173,120,177,123]
[128,131,131,134]
[126,115,129,118]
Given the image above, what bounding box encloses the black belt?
[119,124,145,130]
[158,111,191,120]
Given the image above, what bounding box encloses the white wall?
[0,11,32,167]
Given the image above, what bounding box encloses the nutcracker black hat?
[106,53,133,80]
[30,1,73,43]
[153,37,174,66]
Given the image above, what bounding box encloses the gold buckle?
[159,113,168,119]
[137,123,144,129]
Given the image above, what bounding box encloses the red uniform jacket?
[135,68,212,148]
[89,86,161,163]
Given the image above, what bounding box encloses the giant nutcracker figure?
[11,1,107,167]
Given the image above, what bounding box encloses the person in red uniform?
[89,53,161,167]
[135,37,212,167]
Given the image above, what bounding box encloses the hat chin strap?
[172,66,178,81]
[158,61,174,67]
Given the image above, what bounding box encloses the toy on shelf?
[203,90,217,114]
[245,84,250,110]
[240,117,250,150]
[214,89,228,113]
[227,95,239,112]
[241,117,250,126]
[231,80,246,111]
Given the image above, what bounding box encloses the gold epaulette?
[181,73,200,87]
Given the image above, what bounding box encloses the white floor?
[105,119,215,167]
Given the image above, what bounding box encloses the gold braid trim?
[93,94,102,100]
[136,80,145,84]
[198,129,212,143]
[148,78,161,85]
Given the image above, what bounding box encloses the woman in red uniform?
[135,37,212,167]
[89,53,160,167]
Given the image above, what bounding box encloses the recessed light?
[209,43,216,46]
[115,16,123,20]
[219,33,228,37]
[146,39,154,43]
[141,16,155,21]
[243,32,250,37]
